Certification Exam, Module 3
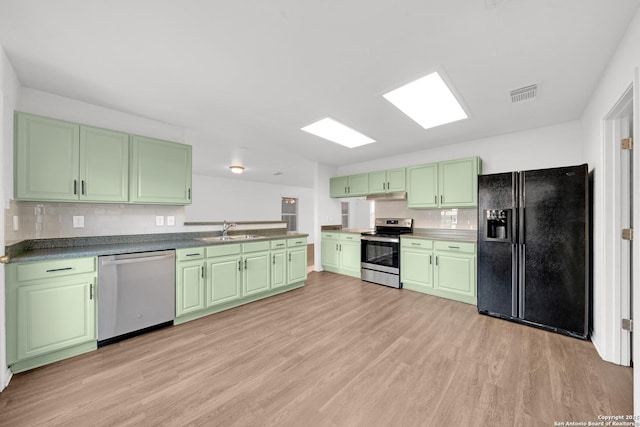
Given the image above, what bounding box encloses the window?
[281,197,298,231]
[341,202,349,228]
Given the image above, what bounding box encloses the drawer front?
[287,237,307,247]
[206,244,241,258]
[339,233,360,242]
[321,232,338,240]
[16,257,96,282]
[242,241,271,253]
[401,238,433,249]
[434,240,476,254]
[271,239,287,250]
[177,247,205,261]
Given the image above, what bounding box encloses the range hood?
[365,191,407,201]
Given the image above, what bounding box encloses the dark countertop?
[6,230,309,263]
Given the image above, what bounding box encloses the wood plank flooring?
[0,272,632,426]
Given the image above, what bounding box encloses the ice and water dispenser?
[485,209,511,241]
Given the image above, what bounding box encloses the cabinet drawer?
[271,239,287,250]
[177,247,205,261]
[321,232,339,240]
[339,233,360,242]
[242,241,270,253]
[401,238,433,249]
[206,244,241,258]
[434,241,476,254]
[287,237,307,247]
[16,257,96,282]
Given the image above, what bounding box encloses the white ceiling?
[0,0,638,188]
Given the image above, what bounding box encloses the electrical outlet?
[167,216,175,226]
[72,216,84,228]
[155,216,165,226]
[13,216,19,231]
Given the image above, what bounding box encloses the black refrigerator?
[477,164,589,339]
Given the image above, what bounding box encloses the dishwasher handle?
[100,253,175,266]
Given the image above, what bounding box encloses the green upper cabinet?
[130,136,192,205]
[438,157,480,208]
[407,163,439,208]
[368,168,406,194]
[79,126,129,202]
[329,173,369,198]
[407,157,481,209]
[15,113,81,201]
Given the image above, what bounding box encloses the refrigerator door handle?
[518,244,526,318]
[519,172,526,245]
[512,243,518,317]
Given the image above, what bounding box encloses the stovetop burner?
[362,218,414,236]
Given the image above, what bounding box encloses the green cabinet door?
[368,170,387,193]
[15,113,80,201]
[16,276,95,361]
[287,247,307,284]
[330,176,349,198]
[439,157,480,208]
[131,136,192,205]
[271,250,287,289]
[321,236,340,270]
[407,163,438,208]
[386,168,406,192]
[79,126,129,202]
[401,249,433,293]
[347,173,369,196]
[434,252,476,304]
[207,255,242,307]
[176,260,205,317]
[339,240,361,278]
[243,251,271,296]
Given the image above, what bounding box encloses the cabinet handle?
[276,243,285,247]
[348,186,351,193]
[273,255,276,265]
[339,244,342,251]
[73,180,77,195]
[440,195,443,204]
[238,260,242,271]
[344,186,347,194]
[435,256,438,266]
[81,180,86,195]
[89,283,94,300]
[46,267,73,273]
[434,195,437,204]
[429,255,432,265]
[244,259,247,270]
[383,182,386,190]
[411,242,420,246]
[336,243,339,251]
[448,246,460,249]
[188,188,191,200]
[201,266,204,278]
[185,253,201,257]
[387,181,390,190]
[289,253,292,262]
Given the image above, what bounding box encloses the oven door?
[361,236,399,273]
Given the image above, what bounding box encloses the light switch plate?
[156,216,165,226]
[72,216,84,228]
[167,216,175,226]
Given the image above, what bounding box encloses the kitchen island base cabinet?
[6,257,98,374]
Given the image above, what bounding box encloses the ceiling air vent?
[510,84,538,103]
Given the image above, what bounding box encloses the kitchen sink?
[196,235,264,242]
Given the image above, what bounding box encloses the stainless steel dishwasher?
[98,250,175,346]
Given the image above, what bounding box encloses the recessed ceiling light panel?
[383,72,468,130]
[301,118,375,148]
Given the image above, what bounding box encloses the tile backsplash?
[4,200,188,243]
[374,200,477,230]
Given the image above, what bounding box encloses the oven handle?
[361,235,400,243]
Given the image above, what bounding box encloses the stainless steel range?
[361,218,413,288]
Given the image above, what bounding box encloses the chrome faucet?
[222,220,236,237]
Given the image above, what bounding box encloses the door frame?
[633,66,640,416]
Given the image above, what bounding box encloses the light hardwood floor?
[0,272,632,426]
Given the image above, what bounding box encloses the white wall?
[581,9,640,365]
[337,120,584,177]
[186,173,315,239]
[0,44,21,392]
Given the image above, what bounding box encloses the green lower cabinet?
[242,251,271,296]
[176,259,205,316]
[207,255,242,307]
[321,233,361,278]
[271,250,287,289]
[401,238,433,292]
[287,246,308,283]
[6,257,97,373]
[401,238,476,305]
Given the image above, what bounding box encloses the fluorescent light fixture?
[383,72,468,130]
[301,118,375,148]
